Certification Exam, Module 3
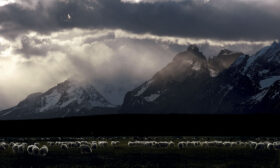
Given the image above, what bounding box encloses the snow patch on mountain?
[259,76,280,89]
[135,80,153,96]
[258,69,269,76]
[209,68,218,77]
[192,62,201,71]
[250,89,269,103]
[243,46,270,73]
[40,90,61,112]
[144,93,160,102]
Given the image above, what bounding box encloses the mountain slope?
[203,41,280,114]
[121,45,243,114]
[0,80,117,120]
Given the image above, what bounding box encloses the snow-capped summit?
[38,79,114,113]
[0,79,116,120]
[218,49,234,55]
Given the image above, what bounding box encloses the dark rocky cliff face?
[121,45,244,114]
[122,42,280,114]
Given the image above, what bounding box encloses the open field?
[0,137,280,168]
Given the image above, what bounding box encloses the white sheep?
[32,146,40,156]
[178,142,185,149]
[249,141,257,149]
[17,144,26,154]
[230,142,238,147]
[111,141,120,148]
[12,144,19,153]
[128,141,135,147]
[267,143,274,150]
[27,145,35,155]
[9,142,15,147]
[168,141,175,148]
[80,145,92,154]
[273,142,280,150]
[200,141,208,147]
[91,142,97,149]
[223,142,231,147]
[158,142,169,148]
[255,143,266,150]
[34,142,40,147]
[39,145,48,157]
[60,144,68,150]
[98,141,108,148]
[0,143,7,151]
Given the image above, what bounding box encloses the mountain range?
[122,42,280,114]
[1,42,280,119]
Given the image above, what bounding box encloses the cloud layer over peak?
[0,0,279,41]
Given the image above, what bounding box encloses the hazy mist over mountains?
[0,0,280,117]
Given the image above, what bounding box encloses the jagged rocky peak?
[218,49,233,55]
[187,44,206,59]
[174,44,206,61]
[271,41,280,48]
[187,44,200,52]
[207,48,243,77]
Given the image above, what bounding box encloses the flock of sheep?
[1,139,280,157]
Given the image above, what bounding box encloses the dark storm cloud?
[14,35,61,57]
[0,0,280,41]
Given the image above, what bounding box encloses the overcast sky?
[0,0,279,109]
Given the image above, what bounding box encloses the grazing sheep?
[47,142,55,146]
[223,142,231,147]
[128,141,133,147]
[27,145,35,155]
[0,143,7,151]
[80,145,92,154]
[98,141,108,148]
[152,142,160,148]
[216,141,223,147]
[18,144,26,154]
[178,142,185,149]
[273,143,280,150]
[39,145,48,157]
[168,141,175,148]
[111,141,120,147]
[158,142,169,148]
[144,141,154,147]
[12,144,19,153]
[32,146,40,156]
[186,141,194,147]
[255,143,266,150]
[60,144,68,150]
[75,141,81,147]
[81,141,91,146]
[2,142,8,149]
[249,142,257,149]
[200,141,208,147]
[267,143,274,150]
[91,143,97,149]
[230,142,238,147]
[34,142,40,147]
[9,142,15,147]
